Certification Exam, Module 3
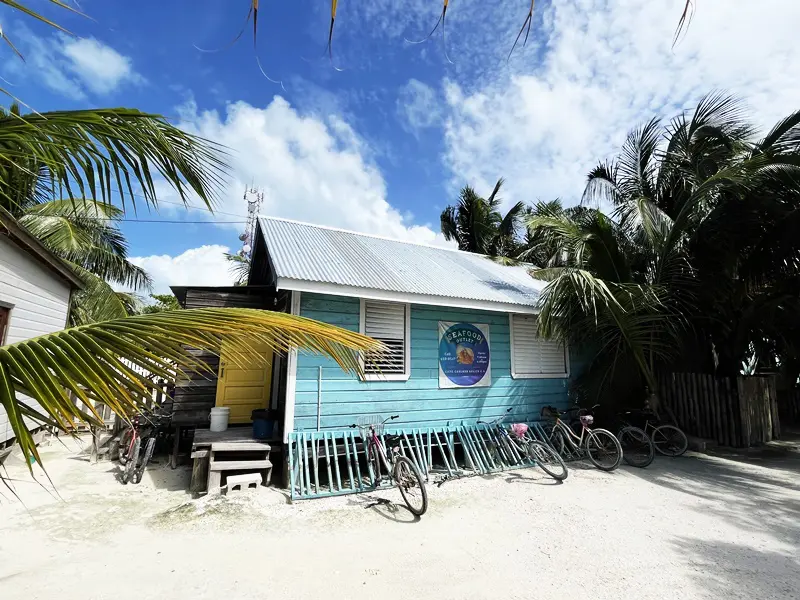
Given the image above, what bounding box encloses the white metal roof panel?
[258,217,545,311]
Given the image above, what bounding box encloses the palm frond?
[0,1,81,35]
[0,108,229,212]
[0,308,382,469]
[582,161,619,208]
[754,109,800,155]
[224,252,250,286]
[440,205,459,245]
[485,178,504,208]
[67,265,132,326]
[17,199,152,289]
[616,117,662,203]
[115,292,144,315]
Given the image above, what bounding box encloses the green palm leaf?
[0,108,228,212]
[66,265,133,326]
[440,179,524,257]
[17,199,151,289]
[0,308,382,470]
[224,252,250,286]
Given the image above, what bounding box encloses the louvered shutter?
[511,315,567,377]
[363,300,407,375]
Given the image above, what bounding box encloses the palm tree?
[529,93,800,407]
[440,179,526,257]
[0,99,226,322]
[0,307,382,470]
[13,198,150,324]
[224,252,251,286]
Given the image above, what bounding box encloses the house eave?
[275,277,541,315]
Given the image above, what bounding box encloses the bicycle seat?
[384,434,403,449]
[579,415,594,426]
[541,406,560,418]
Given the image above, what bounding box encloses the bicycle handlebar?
[348,415,400,429]
[477,407,514,426]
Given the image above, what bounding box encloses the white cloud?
[8,26,142,99]
[441,0,800,206]
[397,79,441,133]
[175,96,450,246]
[59,36,143,95]
[129,245,234,295]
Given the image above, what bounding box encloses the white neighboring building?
[0,208,83,445]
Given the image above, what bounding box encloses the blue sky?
[4,0,800,292]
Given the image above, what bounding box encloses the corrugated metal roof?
[258,217,545,311]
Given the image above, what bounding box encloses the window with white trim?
[0,306,9,345]
[360,299,410,380]
[510,314,569,378]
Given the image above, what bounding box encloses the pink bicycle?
[350,415,428,516]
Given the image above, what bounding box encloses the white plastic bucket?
[210,407,230,432]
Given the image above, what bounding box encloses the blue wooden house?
[174,217,578,497]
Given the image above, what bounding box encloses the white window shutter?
[363,300,407,375]
[511,315,567,377]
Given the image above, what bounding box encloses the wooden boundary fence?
[659,372,780,447]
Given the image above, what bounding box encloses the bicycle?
[118,412,172,484]
[118,414,145,484]
[621,409,688,457]
[135,413,173,483]
[477,408,568,481]
[614,415,655,468]
[349,415,428,516]
[542,405,623,471]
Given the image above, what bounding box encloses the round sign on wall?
[438,322,491,387]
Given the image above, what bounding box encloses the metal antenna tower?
[238,186,263,259]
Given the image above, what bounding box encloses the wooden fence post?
[769,378,781,440]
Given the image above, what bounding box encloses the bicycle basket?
[510,423,529,438]
[356,415,385,440]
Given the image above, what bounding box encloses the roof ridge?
[258,215,491,257]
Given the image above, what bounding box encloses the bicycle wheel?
[122,437,140,484]
[393,455,428,516]
[618,426,655,468]
[584,428,622,471]
[134,437,156,484]
[526,440,568,481]
[651,425,688,457]
[118,428,133,465]
[367,443,382,484]
[548,428,567,457]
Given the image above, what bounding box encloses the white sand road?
[1,435,798,600]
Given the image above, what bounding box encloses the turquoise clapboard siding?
[293,292,576,432]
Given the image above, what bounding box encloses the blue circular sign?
[439,323,490,386]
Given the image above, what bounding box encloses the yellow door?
[215,344,273,424]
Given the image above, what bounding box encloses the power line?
[105,186,253,219]
[148,197,251,219]
[115,219,247,224]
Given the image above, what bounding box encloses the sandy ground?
[1,435,798,600]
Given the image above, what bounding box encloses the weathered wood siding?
[172,288,285,425]
[0,235,72,444]
[659,372,781,447]
[294,293,576,432]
